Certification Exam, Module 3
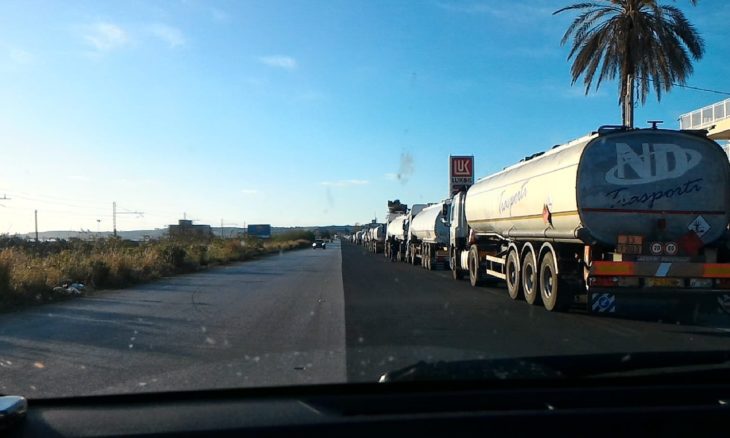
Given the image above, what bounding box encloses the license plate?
[645,278,684,288]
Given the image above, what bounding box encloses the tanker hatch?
[648,120,664,129]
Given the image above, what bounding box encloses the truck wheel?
[522,252,539,305]
[506,249,522,300]
[468,245,482,287]
[540,252,569,312]
[426,246,433,271]
[451,248,463,280]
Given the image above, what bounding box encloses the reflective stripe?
[655,263,672,277]
[592,261,730,278]
[591,261,634,276]
[703,264,730,278]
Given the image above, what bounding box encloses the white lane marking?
[655,263,671,277]
[712,328,730,333]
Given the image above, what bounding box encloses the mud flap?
[590,289,730,326]
[590,293,616,313]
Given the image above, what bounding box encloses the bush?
[90,260,111,287]
[0,253,12,297]
[160,244,187,269]
[0,235,309,309]
[271,230,315,243]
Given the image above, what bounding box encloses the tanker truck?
[448,125,730,313]
[408,201,450,270]
[403,204,428,264]
[367,224,386,254]
[383,199,409,260]
[385,214,408,261]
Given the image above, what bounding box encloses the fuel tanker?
[385,214,408,261]
[449,126,730,313]
[367,223,386,253]
[408,202,450,270]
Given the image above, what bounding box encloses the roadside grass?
[0,232,315,310]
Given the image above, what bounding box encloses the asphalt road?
[0,244,347,398]
[342,241,730,382]
[1,240,730,398]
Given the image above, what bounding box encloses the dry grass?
[0,235,312,309]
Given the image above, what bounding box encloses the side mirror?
[441,204,448,217]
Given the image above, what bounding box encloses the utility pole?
[113,201,143,237]
[34,209,38,242]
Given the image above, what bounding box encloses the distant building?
[168,219,213,238]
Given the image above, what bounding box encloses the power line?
[639,77,730,97]
[3,190,109,207]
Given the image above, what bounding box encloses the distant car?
[312,239,326,249]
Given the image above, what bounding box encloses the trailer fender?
[538,242,559,275]
[508,242,521,272]
[520,242,537,268]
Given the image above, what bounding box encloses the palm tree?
[554,1,704,127]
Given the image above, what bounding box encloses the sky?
[1,0,729,233]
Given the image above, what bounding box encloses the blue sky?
[1,0,729,233]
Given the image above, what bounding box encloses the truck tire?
[426,246,434,271]
[468,245,482,287]
[540,252,569,312]
[451,248,463,280]
[506,249,522,300]
[522,252,539,305]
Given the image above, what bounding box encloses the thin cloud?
[384,173,398,181]
[435,1,553,24]
[258,55,298,70]
[149,24,186,48]
[84,22,128,51]
[240,189,259,195]
[294,90,326,102]
[8,47,33,65]
[562,85,609,99]
[320,179,369,187]
[210,7,230,22]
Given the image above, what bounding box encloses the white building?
[679,98,730,158]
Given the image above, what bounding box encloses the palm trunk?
[623,73,634,128]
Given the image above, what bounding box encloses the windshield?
[1,0,730,399]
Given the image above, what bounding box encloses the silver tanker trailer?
[386,214,408,261]
[403,204,428,264]
[408,201,450,270]
[368,224,387,254]
[448,125,730,313]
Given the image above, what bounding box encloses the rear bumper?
[588,287,730,324]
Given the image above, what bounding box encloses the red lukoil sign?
[450,156,474,196]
